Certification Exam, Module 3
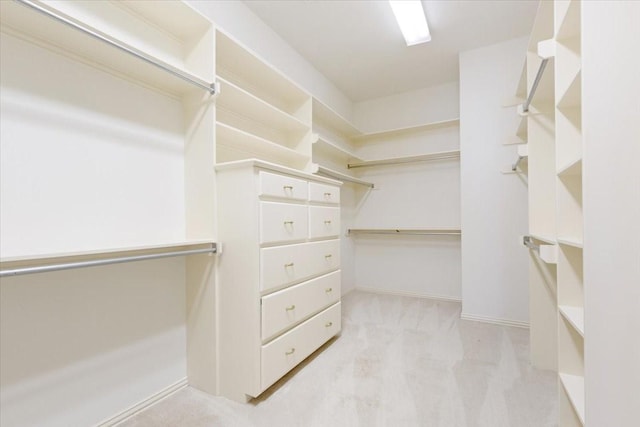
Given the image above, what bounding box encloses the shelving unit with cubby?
[215,30,314,171]
[554,0,584,425]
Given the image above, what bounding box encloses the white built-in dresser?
[215,159,342,401]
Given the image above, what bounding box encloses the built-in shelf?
[559,305,585,336]
[558,157,582,177]
[557,70,581,109]
[312,99,360,138]
[347,150,460,169]
[530,234,557,245]
[217,77,308,133]
[557,238,584,249]
[313,134,362,162]
[559,373,586,425]
[348,228,461,236]
[555,0,581,41]
[0,0,215,98]
[353,118,459,141]
[216,122,309,167]
[315,166,374,188]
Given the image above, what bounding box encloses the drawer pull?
[325,288,333,293]
[324,220,332,224]
[325,254,332,259]
[285,304,296,311]
[283,185,294,190]
[285,348,296,355]
[325,322,333,327]
[324,192,332,197]
[284,262,295,268]
[283,221,294,225]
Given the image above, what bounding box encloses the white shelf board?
[558,157,582,177]
[347,150,460,169]
[312,99,360,137]
[217,77,308,133]
[313,134,362,162]
[557,238,584,249]
[216,159,341,186]
[315,166,374,188]
[559,305,585,336]
[0,0,213,98]
[530,234,557,245]
[0,239,216,265]
[216,30,309,113]
[353,118,460,141]
[216,122,309,167]
[559,373,585,425]
[557,70,581,109]
[555,0,581,41]
[503,135,527,146]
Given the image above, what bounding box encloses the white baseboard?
[99,377,188,426]
[460,312,529,329]
[354,286,462,303]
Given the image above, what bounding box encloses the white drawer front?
[261,271,341,341]
[309,182,340,204]
[259,171,308,201]
[309,206,341,239]
[260,202,308,244]
[261,302,341,391]
[260,240,340,293]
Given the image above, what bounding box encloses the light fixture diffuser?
[388,0,431,46]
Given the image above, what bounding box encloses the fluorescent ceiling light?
[388,0,431,46]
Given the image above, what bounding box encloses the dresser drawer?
[309,206,340,239]
[261,271,341,341]
[260,202,308,244]
[309,182,340,204]
[260,240,340,293]
[259,171,308,201]
[261,302,341,391]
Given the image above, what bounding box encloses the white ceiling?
[243,0,539,102]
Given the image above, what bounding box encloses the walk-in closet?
[1,1,638,426]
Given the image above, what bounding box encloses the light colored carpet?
[119,290,557,426]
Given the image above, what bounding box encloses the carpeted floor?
[119,290,557,426]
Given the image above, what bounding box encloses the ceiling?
[243,0,539,102]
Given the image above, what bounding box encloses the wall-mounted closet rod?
[348,151,460,169]
[348,229,461,236]
[512,155,526,171]
[523,236,540,253]
[522,58,549,113]
[14,0,216,95]
[0,244,217,277]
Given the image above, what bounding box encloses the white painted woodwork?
[261,271,341,340]
[309,182,341,204]
[261,302,341,392]
[259,171,309,201]
[216,159,342,402]
[308,206,341,240]
[260,240,340,293]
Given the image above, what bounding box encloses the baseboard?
[460,312,529,329]
[98,377,188,426]
[354,286,462,303]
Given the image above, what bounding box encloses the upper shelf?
[353,118,460,141]
[347,150,460,169]
[0,0,215,98]
[314,166,374,188]
[312,99,360,138]
[313,134,362,162]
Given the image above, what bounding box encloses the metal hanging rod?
[522,58,549,113]
[512,155,527,171]
[348,229,461,236]
[347,151,460,169]
[316,166,375,188]
[0,243,217,277]
[523,236,540,253]
[14,0,216,95]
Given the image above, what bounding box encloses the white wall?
[459,36,530,325]
[353,82,459,133]
[582,1,640,424]
[186,0,353,122]
[350,85,462,300]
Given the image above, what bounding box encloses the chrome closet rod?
[512,155,526,171]
[523,236,540,253]
[348,229,461,236]
[522,58,549,113]
[0,244,217,277]
[14,0,216,94]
